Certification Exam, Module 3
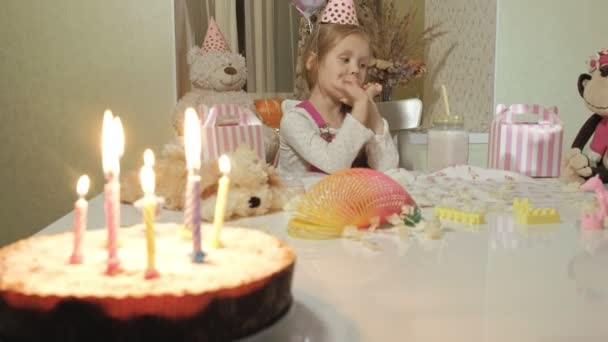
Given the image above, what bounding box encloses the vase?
[381,85,393,102]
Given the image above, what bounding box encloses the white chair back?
[375,98,422,131]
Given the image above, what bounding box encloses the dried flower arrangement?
[357,0,444,101]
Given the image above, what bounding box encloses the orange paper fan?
[288,168,417,239]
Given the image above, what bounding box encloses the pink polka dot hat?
[319,0,359,26]
[202,17,231,53]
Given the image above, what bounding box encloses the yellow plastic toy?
[512,198,560,224]
[433,206,485,224]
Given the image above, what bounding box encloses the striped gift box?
[488,104,563,177]
[199,104,265,162]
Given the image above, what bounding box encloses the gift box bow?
[200,104,262,127]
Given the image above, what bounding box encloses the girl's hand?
[362,82,382,100]
[339,75,368,106]
[362,82,384,134]
[338,76,369,125]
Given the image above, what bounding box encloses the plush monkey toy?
[561,49,608,184]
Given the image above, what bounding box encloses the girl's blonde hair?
[303,23,370,89]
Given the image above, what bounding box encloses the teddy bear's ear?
[161,138,186,161]
[265,164,284,189]
[187,46,202,65]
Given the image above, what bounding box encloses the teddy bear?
[121,142,291,221]
[172,17,278,163]
[561,48,608,184]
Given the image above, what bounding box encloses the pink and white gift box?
[199,104,265,162]
[487,104,563,177]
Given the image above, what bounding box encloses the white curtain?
[244,0,275,95]
[213,0,238,53]
[173,0,195,99]
[244,0,299,97]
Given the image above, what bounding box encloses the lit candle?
[102,110,124,275]
[139,149,160,279]
[184,108,204,263]
[211,154,231,249]
[69,175,90,264]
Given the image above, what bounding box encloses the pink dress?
[296,100,368,173]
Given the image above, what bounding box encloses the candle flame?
[102,110,114,174]
[141,149,155,196]
[140,165,155,196]
[218,154,231,174]
[114,117,125,158]
[184,108,201,170]
[143,149,155,167]
[76,175,90,197]
[101,110,124,176]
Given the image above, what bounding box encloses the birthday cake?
[0,224,295,342]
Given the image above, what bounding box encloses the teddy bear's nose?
[224,66,237,75]
[248,196,261,208]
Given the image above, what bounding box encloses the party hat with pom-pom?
[202,17,231,53]
[320,0,359,26]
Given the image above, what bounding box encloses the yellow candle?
[140,149,160,279]
[211,154,231,248]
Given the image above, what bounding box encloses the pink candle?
[102,110,124,275]
[188,172,203,262]
[184,108,205,263]
[104,177,121,274]
[69,175,90,264]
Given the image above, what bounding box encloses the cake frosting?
[0,224,295,341]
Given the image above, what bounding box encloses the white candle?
[211,154,231,249]
[69,175,90,264]
[184,108,204,262]
[102,110,124,275]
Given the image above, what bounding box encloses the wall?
[393,0,426,101]
[0,0,176,246]
[422,0,497,132]
[494,0,608,150]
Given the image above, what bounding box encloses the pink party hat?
[202,17,231,53]
[320,0,359,26]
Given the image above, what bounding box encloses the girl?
[278,1,399,176]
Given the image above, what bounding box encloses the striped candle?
[102,110,124,275]
[184,108,205,263]
[104,178,121,275]
[189,172,203,262]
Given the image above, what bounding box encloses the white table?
[37,177,608,342]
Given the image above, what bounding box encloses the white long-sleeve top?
[278,104,399,176]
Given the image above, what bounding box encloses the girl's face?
[313,33,371,102]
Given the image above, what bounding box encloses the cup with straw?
[434,84,462,126]
[441,84,451,118]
